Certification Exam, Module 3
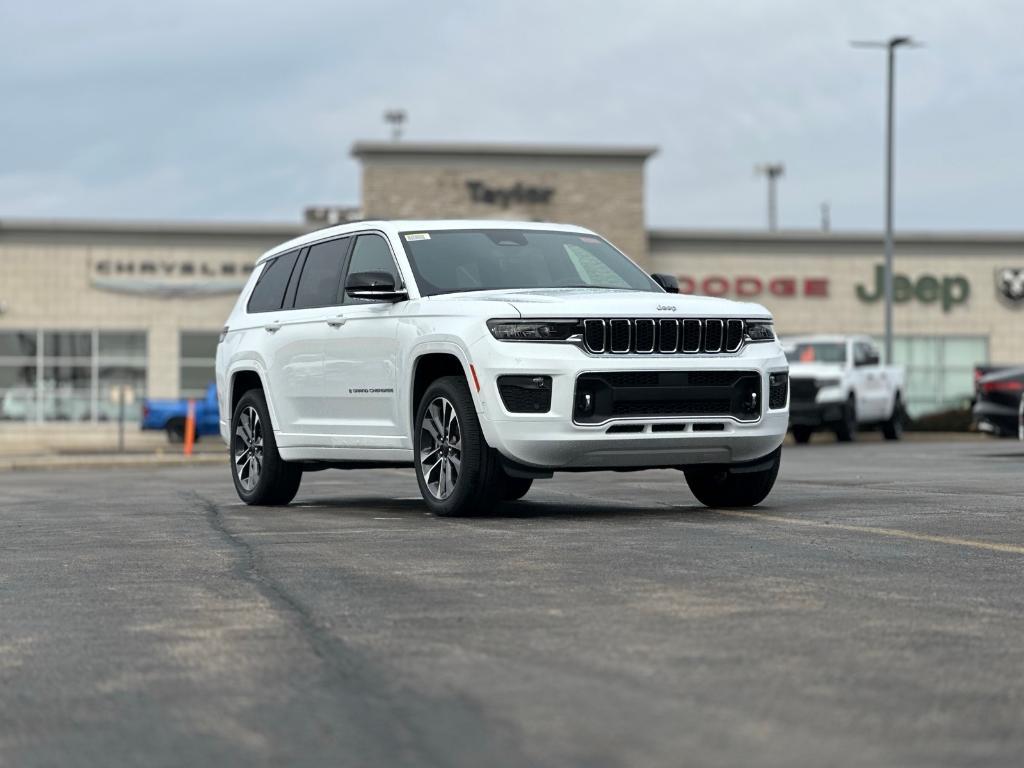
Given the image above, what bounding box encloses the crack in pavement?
[187,490,533,768]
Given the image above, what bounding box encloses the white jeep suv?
[216,220,789,515]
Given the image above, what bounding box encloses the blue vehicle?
[141,383,221,443]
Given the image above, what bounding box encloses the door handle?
[326,316,346,328]
[264,323,281,333]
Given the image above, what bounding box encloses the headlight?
[487,319,581,342]
[745,321,775,342]
[816,377,842,389]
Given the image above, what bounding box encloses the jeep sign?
[855,264,970,312]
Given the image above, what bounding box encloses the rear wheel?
[881,394,905,440]
[684,448,781,508]
[166,419,185,443]
[414,376,504,516]
[792,426,813,444]
[502,477,533,501]
[230,389,302,505]
[834,397,857,442]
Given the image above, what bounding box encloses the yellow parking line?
[716,510,1024,555]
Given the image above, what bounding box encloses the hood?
[787,362,845,379]
[429,288,770,319]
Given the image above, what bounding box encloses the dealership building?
[2,140,1023,439]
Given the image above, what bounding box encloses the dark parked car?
[972,366,1024,437]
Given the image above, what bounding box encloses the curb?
[0,453,226,473]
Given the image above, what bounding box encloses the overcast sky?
[1,0,1019,231]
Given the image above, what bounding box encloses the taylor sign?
[466,180,554,207]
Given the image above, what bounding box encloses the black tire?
[882,394,904,440]
[230,389,302,506]
[166,419,185,443]
[792,426,813,444]
[414,376,504,516]
[834,397,857,442]
[684,447,781,508]
[502,477,533,501]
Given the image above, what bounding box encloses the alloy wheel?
[233,406,264,492]
[419,396,462,500]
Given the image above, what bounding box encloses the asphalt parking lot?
[1,440,1022,767]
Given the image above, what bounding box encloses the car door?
[321,232,405,448]
[852,341,886,421]
[276,235,353,440]
[245,248,316,437]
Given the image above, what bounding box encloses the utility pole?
[383,109,407,141]
[820,201,831,233]
[852,36,921,365]
[754,163,785,231]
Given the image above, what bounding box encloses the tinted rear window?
[247,250,299,313]
[294,238,348,309]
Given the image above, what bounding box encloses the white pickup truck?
[782,335,905,443]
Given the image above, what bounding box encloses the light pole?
[852,36,921,365]
[755,163,785,231]
[383,109,407,141]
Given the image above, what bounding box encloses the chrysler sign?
[90,258,254,297]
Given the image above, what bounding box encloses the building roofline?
[351,140,658,161]
[0,217,307,243]
[0,217,307,239]
[648,227,1024,247]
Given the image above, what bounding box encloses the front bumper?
[788,400,847,428]
[469,338,789,469]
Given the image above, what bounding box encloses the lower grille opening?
[574,371,762,424]
[606,424,645,434]
[790,377,818,403]
[498,375,552,413]
[692,422,726,432]
[651,423,687,433]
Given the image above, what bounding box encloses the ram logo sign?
[996,268,1024,304]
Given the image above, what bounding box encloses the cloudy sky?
[1,0,1019,231]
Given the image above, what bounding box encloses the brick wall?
[360,154,650,267]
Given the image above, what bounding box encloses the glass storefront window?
[98,332,147,421]
[0,330,39,422]
[179,331,219,399]
[0,329,147,422]
[877,335,988,417]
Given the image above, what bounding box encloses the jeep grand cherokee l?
[215,220,789,515]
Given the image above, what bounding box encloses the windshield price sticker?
[405,233,431,241]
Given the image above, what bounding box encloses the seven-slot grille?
[582,318,746,354]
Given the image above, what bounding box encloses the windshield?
[399,229,659,297]
[784,342,847,364]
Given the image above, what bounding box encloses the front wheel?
[414,376,505,516]
[834,397,857,442]
[792,426,813,444]
[684,447,781,508]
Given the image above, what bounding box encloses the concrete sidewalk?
[0,450,226,472]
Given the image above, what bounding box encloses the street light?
[754,163,785,231]
[384,109,407,141]
[852,36,922,365]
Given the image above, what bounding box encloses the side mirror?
[651,273,679,293]
[345,271,408,302]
